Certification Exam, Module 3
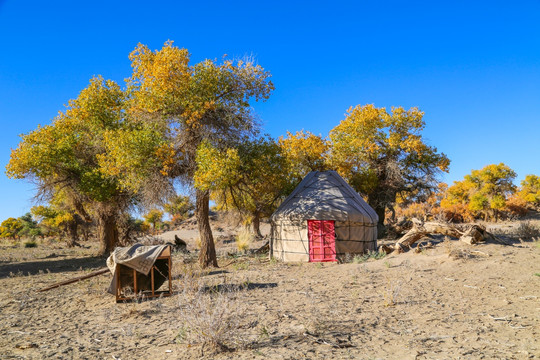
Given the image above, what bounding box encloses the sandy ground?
[0,219,539,359]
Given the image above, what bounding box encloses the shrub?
[514,221,540,240]
[177,272,247,353]
[23,240,37,248]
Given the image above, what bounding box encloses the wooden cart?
[115,245,173,302]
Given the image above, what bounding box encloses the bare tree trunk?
[98,213,118,256]
[196,189,218,268]
[252,211,262,238]
[66,220,78,247]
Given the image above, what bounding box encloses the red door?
[308,220,336,262]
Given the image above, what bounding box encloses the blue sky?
[1,1,539,220]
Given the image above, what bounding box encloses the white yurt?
[270,171,378,262]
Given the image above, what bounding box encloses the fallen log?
[460,225,485,245]
[38,268,109,292]
[380,219,500,254]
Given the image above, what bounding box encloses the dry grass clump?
[177,270,248,353]
[380,270,414,307]
[235,228,253,253]
[381,277,404,307]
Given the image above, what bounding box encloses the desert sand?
[0,218,539,359]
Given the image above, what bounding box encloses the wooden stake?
[37,268,109,292]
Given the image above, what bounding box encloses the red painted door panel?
[308,220,336,262]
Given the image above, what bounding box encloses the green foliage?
[7,76,126,202]
[17,213,42,239]
[98,122,172,193]
[442,163,516,221]
[329,104,449,224]
[143,209,164,232]
[195,136,289,234]
[127,41,274,151]
[342,251,387,264]
[127,41,275,267]
[5,76,146,254]
[164,194,195,224]
[24,240,38,248]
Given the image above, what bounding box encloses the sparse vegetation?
[514,221,540,240]
[177,271,247,353]
[381,276,404,307]
[344,251,386,264]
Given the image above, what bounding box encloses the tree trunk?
[252,211,262,238]
[98,213,118,256]
[371,202,387,239]
[196,188,218,268]
[66,220,78,247]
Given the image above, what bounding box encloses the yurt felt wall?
[271,171,378,262]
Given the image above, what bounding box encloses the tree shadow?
[206,270,229,276]
[0,256,105,279]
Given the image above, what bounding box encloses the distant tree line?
[0,194,195,244]
[393,164,540,223]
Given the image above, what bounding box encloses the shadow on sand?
[0,255,105,279]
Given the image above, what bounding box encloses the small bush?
[23,240,37,248]
[177,272,247,353]
[515,221,540,240]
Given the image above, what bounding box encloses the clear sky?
[1,0,539,221]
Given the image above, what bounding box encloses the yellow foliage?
[278,130,329,181]
[516,174,540,206]
[328,104,449,223]
[441,163,516,221]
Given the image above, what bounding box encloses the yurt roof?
[272,171,379,224]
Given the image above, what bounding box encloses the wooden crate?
[115,246,173,302]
